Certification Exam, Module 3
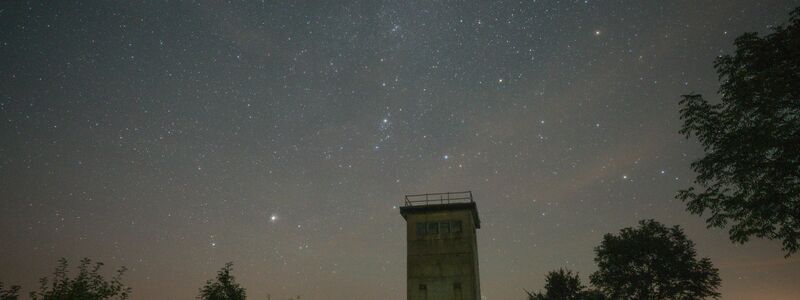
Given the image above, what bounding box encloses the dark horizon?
[1,1,799,299]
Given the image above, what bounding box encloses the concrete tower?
[400,191,481,300]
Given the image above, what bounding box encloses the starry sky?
[1,1,799,299]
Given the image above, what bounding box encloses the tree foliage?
[589,220,721,299]
[677,7,800,256]
[0,282,21,300]
[29,258,131,300]
[198,262,246,300]
[527,269,605,300]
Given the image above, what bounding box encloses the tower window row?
[416,220,463,236]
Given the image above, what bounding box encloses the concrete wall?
[405,208,480,300]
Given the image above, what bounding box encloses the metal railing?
[403,191,473,207]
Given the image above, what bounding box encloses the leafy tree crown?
[198,262,246,300]
[29,258,131,300]
[590,220,721,300]
[677,7,800,256]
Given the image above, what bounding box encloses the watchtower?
[399,191,481,300]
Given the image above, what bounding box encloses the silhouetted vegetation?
[526,269,604,300]
[590,220,720,299]
[28,258,131,300]
[529,220,720,299]
[677,7,800,256]
[198,262,246,300]
[0,282,21,300]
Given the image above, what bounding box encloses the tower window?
[416,220,464,236]
[452,220,462,233]
[427,222,438,234]
[419,284,427,290]
[440,222,450,233]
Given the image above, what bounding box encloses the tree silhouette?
[527,269,605,300]
[29,258,131,300]
[677,7,800,256]
[198,262,246,300]
[590,220,721,299]
[0,282,21,300]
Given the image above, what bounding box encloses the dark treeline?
[1,258,130,300]
[0,260,246,300]
[527,220,721,300]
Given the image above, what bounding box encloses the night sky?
[1,1,799,299]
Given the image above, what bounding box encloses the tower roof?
[399,191,481,228]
